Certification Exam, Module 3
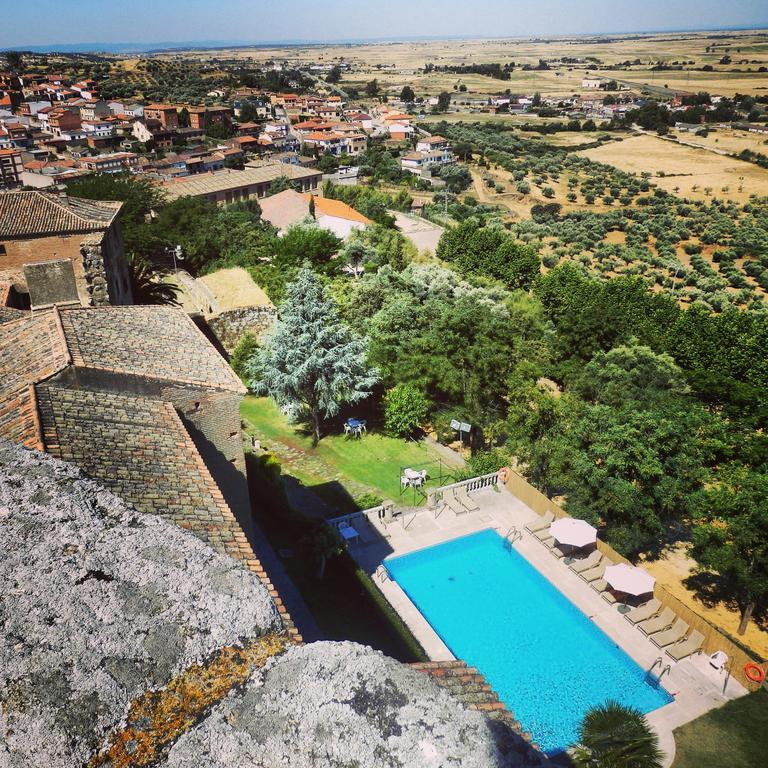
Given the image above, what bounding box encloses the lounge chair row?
[523,511,705,661]
[624,600,705,660]
[438,486,479,517]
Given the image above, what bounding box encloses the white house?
[582,78,606,89]
[415,135,450,153]
[259,189,372,240]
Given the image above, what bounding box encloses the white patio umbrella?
[549,518,597,548]
[604,563,656,596]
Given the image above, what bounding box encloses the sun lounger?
[570,551,602,574]
[524,511,554,534]
[638,607,676,636]
[581,562,607,583]
[534,527,554,541]
[666,630,705,661]
[624,599,662,625]
[455,486,479,512]
[591,578,608,592]
[441,494,466,517]
[542,538,565,558]
[650,618,690,648]
[601,590,618,604]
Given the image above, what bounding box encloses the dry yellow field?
[162,29,768,97]
[579,133,768,202]
[671,126,768,156]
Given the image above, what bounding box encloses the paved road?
[392,211,445,255]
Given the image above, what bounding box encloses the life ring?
[497,467,510,483]
[744,663,766,683]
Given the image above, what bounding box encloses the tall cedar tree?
[250,268,378,445]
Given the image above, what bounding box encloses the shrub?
[383,383,429,438]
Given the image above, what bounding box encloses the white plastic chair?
[709,651,728,671]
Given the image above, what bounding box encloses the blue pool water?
[385,529,672,754]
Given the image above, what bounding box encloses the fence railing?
[431,471,500,497]
[503,467,767,691]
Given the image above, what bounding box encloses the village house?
[46,107,82,137]
[143,103,179,130]
[77,151,139,173]
[416,135,450,153]
[0,148,23,188]
[0,191,132,309]
[187,105,234,130]
[78,100,111,122]
[302,130,366,156]
[259,188,372,239]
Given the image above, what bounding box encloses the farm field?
[160,29,768,97]
[579,133,768,202]
[671,126,768,156]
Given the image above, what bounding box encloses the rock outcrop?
[0,442,537,767]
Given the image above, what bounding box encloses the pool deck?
[346,485,747,767]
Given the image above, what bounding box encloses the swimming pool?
[385,529,672,754]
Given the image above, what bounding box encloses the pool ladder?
[503,526,522,549]
[648,656,671,683]
[375,565,390,584]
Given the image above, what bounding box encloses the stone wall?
[208,306,277,353]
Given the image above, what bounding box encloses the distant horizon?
[3,0,768,53]
[4,24,768,56]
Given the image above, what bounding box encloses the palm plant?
[570,700,663,768]
[127,253,180,306]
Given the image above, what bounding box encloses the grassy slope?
[241,396,453,504]
[672,689,768,768]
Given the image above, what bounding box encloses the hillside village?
[1,25,768,768]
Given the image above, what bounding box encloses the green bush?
[384,383,429,438]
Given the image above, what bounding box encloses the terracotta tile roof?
[410,661,544,759]
[0,307,27,324]
[35,384,298,638]
[0,310,70,449]
[0,191,121,239]
[304,194,372,225]
[58,306,246,393]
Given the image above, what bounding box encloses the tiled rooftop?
[163,165,320,200]
[0,311,69,448]
[58,306,246,393]
[35,384,298,637]
[0,190,121,239]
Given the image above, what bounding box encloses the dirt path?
[643,544,768,658]
[392,211,444,255]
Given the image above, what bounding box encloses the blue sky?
[2,0,767,47]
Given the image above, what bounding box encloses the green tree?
[365,79,379,97]
[437,91,451,112]
[300,523,343,579]
[326,65,342,84]
[237,101,258,123]
[229,331,260,385]
[384,383,429,438]
[206,120,234,140]
[571,700,663,768]
[3,51,23,71]
[250,268,379,445]
[691,466,768,634]
[400,85,416,102]
[268,176,295,195]
[273,222,342,274]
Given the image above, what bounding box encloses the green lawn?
[241,396,456,508]
[672,689,768,768]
